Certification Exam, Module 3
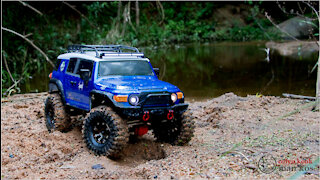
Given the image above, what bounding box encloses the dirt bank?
[1,92,319,179]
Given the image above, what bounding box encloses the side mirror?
[153,68,160,77]
[79,69,90,85]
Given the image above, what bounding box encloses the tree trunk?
[135,1,139,28]
[115,1,122,31]
[121,3,128,37]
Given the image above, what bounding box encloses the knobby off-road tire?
[44,93,71,132]
[82,106,129,158]
[152,111,195,145]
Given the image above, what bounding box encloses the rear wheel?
[44,93,71,132]
[82,106,129,158]
[152,111,195,145]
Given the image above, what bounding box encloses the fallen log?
[282,93,316,100]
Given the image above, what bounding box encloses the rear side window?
[76,60,94,77]
[55,59,62,70]
[67,58,77,73]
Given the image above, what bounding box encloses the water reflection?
[21,42,317,101]
[144,42,317,100]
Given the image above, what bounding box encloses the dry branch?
[24,33,33,38]
[282,93,316,100]
[156,1,165,24]
[2,52,15,82]
[19,1,43,16]
[232,151,251,162]
[276,1,317,20]
[62,2,96,29]
[265,12,300,41]
[5,77,23,95]
[1,27,54,67]
[302,1,319,18]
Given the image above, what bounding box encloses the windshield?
[99,60,154,76]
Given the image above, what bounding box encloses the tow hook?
[167,110,174,120]
[142,111,150,121]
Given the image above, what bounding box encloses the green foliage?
[2,2,282,95]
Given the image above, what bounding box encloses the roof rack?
[67,45,144,58]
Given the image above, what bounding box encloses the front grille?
[142,94,172,107]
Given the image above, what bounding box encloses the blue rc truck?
[45,45,195,158]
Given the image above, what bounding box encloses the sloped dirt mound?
[190,92,242,128]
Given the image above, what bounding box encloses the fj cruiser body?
[45,45,195,158]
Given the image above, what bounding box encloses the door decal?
[60,61,66,71]
[78,81,84,91]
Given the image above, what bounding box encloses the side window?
[67,58,77,73]
[76,60,94,77]
[55,59,62,70]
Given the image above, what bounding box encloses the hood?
[96,76,179,92]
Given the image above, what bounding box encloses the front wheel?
[152,111,195,145]
[82,106,129,158]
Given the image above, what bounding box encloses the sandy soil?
[1,92,319,179]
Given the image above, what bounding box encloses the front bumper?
[120,103,188,118]
[91,90,188,118]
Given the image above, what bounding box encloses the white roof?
[57,52,149,62]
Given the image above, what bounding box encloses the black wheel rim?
[89,117,112,147]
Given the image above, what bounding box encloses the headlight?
[171,93,177,103]
[129,95,139,105]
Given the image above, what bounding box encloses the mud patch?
[120,137,166,164]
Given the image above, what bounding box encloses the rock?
[276,16,315,40]
[91,164,105,170]
[245,164,257,170]
[60,165,75,169]
[266,41,318,59]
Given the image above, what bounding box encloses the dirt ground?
[1,92,319,179]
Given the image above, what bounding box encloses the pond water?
[21,42,318,101]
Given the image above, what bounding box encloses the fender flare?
[90,90,122,108]
[49,78,66,104]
